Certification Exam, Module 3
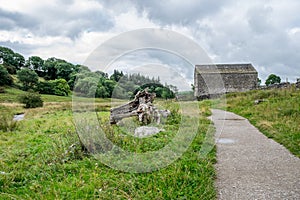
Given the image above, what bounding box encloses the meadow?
[0,87,216,199]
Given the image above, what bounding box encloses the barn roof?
[195,63,257,74]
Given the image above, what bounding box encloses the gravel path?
[211,109,300,200]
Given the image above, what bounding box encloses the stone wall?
[260,80,300,90]
[221,73,258,92]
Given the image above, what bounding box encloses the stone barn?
[194,63,258,100]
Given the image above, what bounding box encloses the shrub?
[19,91,43,108]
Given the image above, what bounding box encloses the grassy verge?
[0,98,216,199]
[216,87,300,157]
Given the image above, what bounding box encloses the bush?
[19,91,43,108]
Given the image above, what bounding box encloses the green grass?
[0,94,216,199]
[0,87,113,103]
[0,87,72,103]
[0,87,26,103]
[216,87,300,157]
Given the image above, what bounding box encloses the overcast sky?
[1,0,300,88]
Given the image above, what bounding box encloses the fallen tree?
[110,89,169,125]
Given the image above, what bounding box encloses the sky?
[0,0,300,89]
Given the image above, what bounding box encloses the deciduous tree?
[265,74,281,86]
[17,68,39,90]
[0,46,25,73]
[26,56,44,75]
[0,65,13,86]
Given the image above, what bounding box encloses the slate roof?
[195,63,257,74]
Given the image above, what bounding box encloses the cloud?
[83,29,211,75]
[129,64,192,91]
[0,0,300,84]
[0,0,114,38]
[184,0,300,82]
[130,0,231,25]
[103,48,195,90]
[0,8,39,31]
[34,1,114,38]
[247,5,274,34]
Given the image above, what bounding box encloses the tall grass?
[0,106,18,132]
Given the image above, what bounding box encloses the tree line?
[0,46,177,99]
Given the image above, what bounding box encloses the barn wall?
[194,67,258,99]
[222,73,258,92]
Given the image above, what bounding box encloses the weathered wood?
[110,89,156,124]
[111,112,138,121]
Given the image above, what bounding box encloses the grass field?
[216,87,300,157]
[2,85,299,198]
[0,87,217,199]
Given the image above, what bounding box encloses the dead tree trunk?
[110,89,157,124]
